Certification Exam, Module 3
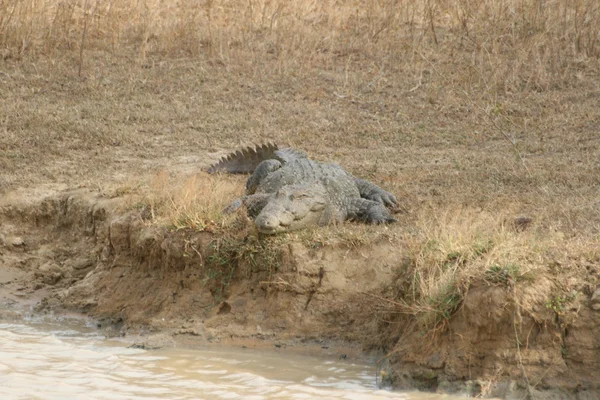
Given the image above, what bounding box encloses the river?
[0,314,463,400]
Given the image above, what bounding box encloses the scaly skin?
[208,144,398,234]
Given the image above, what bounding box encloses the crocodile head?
[254,184,328,234]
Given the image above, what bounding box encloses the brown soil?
[1,183,599,398]
[1,2,600,396]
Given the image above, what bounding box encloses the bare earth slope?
[1,180,599,399]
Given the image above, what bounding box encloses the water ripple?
[0,316,457,400]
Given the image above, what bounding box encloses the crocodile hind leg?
[223,193,273,217]
[345,198,397,224]
[354,178,398,208]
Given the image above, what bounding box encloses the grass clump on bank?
[142,171,244,232]
[372,208,550,333]
[138,170,289,300]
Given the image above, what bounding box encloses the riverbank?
[1,1,599,397]
[1,184,598,398]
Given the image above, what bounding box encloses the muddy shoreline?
[1,187,598,399]
[2,1,600,395]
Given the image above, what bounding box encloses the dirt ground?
[1,1,600,397]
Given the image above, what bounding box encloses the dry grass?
[140,171,244,231]
[395,207,546,329]
[1,0,599,91]
[364,205,599,348]
[1,0,599,348]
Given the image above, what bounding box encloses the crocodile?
[207,143,398,234]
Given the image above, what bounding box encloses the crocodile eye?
[292,193,310,200]
[310,202,326,211]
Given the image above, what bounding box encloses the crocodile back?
[256,159,360,201]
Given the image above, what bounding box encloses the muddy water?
[0,315,457,400]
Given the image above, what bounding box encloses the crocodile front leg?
[223,193,273,217]
[354,178,398,208]
[345,198,397,224]
[246,159,282,194]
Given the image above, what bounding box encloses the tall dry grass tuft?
[144,171,244,232]
[380,207,550,332]
[1,0,598,91]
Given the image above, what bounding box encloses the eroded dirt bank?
[1,188,599,399]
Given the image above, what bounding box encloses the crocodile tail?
[206,143,280,174]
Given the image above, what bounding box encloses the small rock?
[577,389,600,400]
[513,216,533,232]
[174,327,203,336]
[566,278,579,291]
[38,262,62,274]
[11,237,25,247]
[426,352,445,369]
[73,258,94,270]
[591,287,600,310]
[591,288,600,303]
[43,272,62,285]
[130,334,175,350]
[70,258,95,278]
[0,310,23,321]
[217,302,231,315]
[35,261,64,285]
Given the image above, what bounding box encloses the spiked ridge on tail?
[206,143,308,174]
[207,143,280,174]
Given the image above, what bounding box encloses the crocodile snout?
[255,212,293,234]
